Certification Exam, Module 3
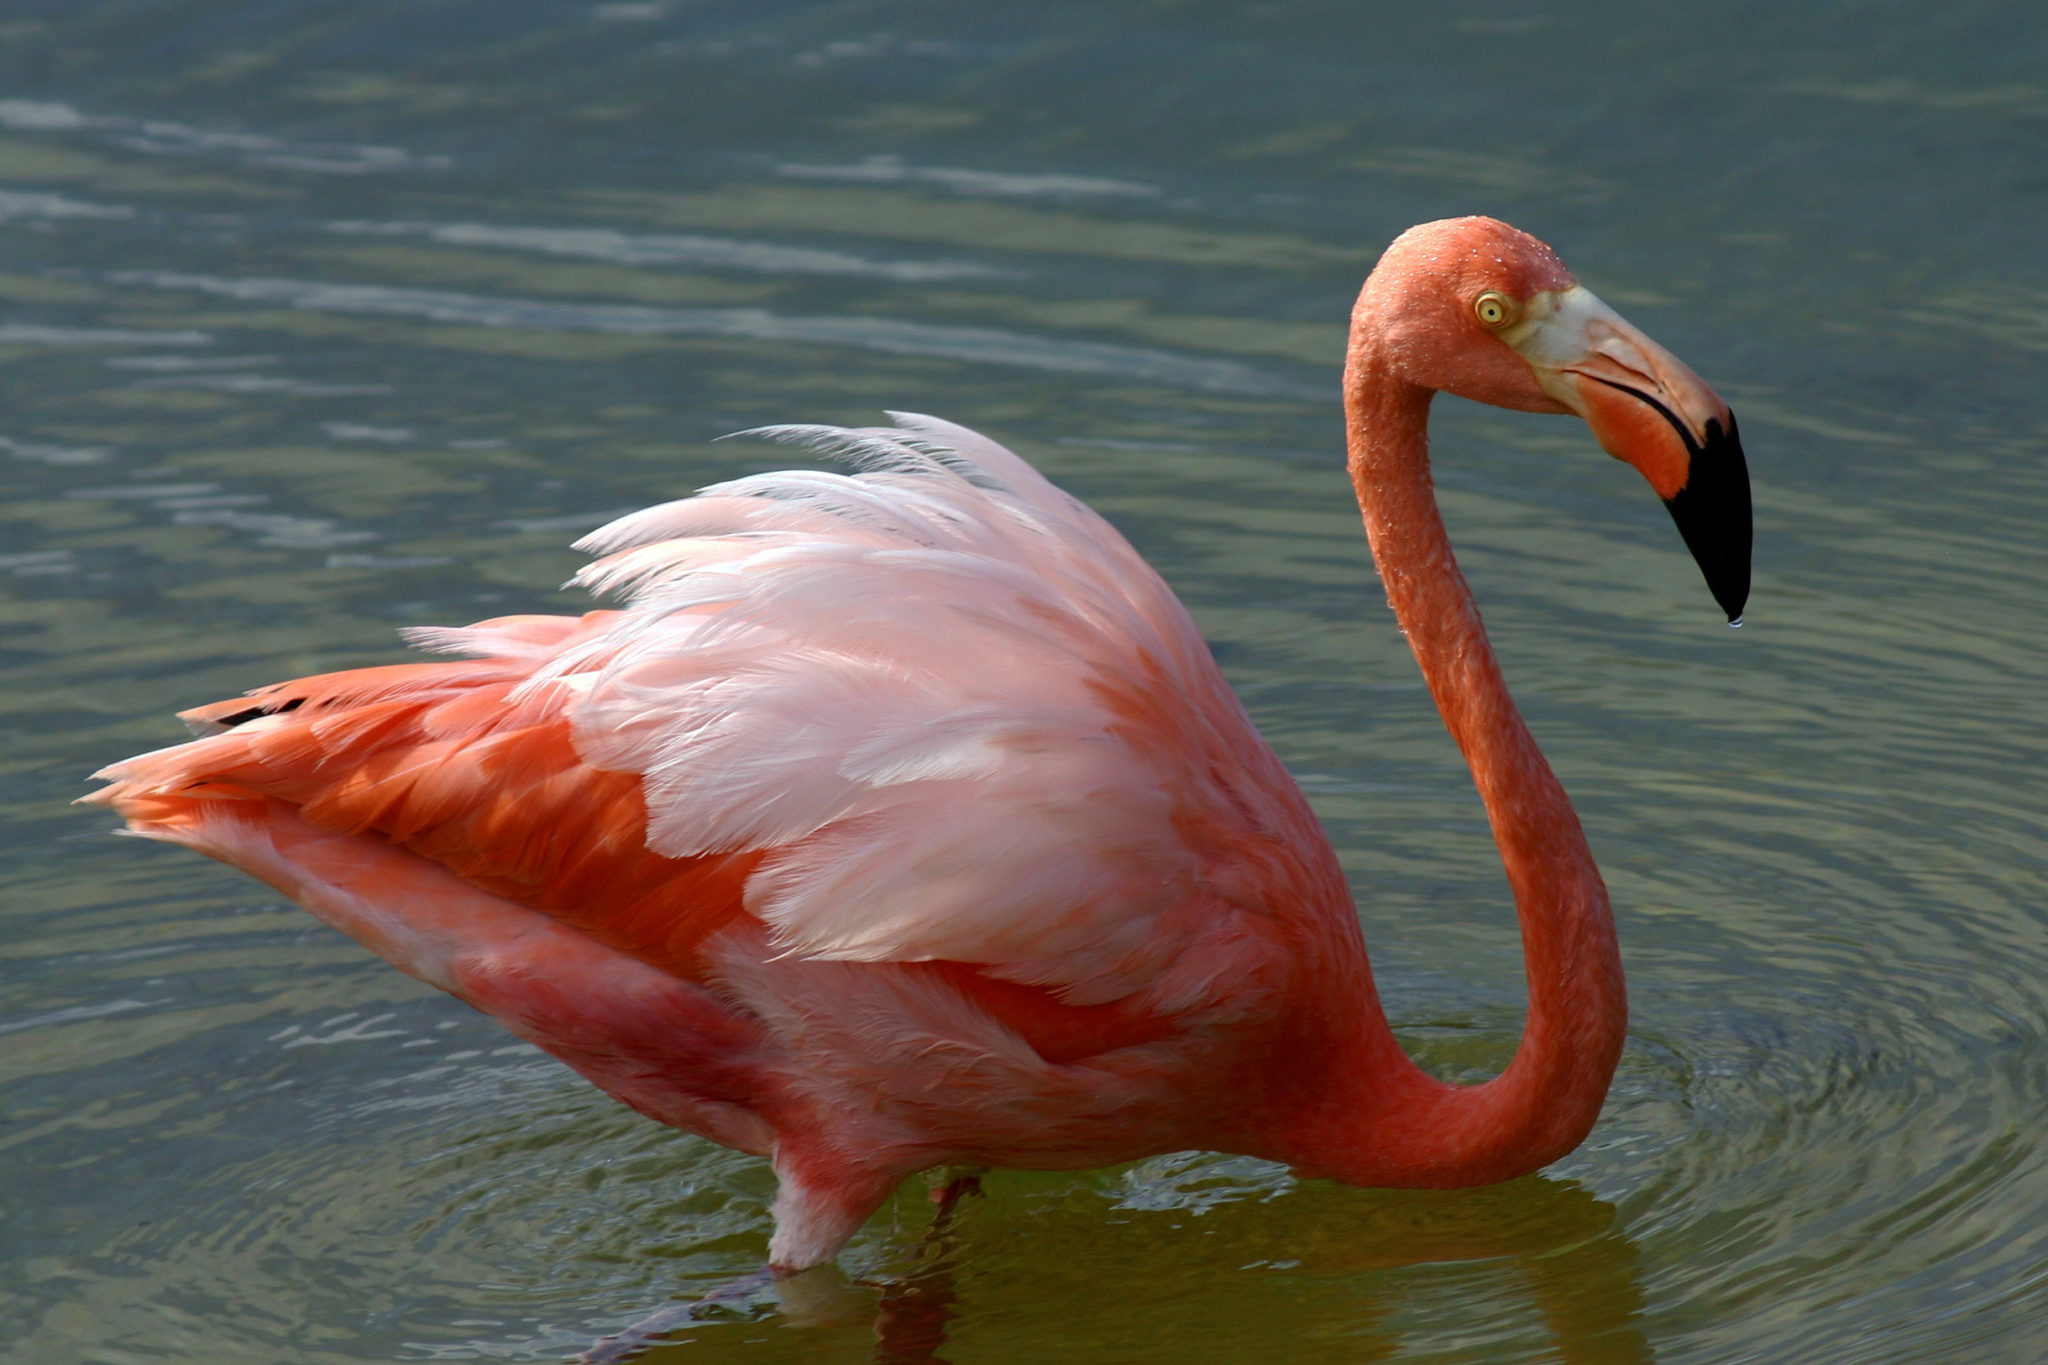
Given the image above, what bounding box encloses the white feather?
[543,417,1325,1002]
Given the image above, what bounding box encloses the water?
[3,2,2044,1361]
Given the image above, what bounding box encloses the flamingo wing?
[544,413,1343,1008]
[87,414,1349,1169]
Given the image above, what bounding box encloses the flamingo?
[85,217,1749,1280]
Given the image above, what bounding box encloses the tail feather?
[86,650,755,983]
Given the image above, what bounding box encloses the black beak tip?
[1661,413,1752,625]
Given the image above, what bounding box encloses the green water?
[4,3,2045,1362]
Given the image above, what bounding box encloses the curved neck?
[1282,343,1626,1187]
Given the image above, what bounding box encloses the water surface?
[4,3,2046,1362]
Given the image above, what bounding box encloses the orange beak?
[1508,287,1752,623]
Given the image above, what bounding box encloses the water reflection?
[607,1176,1647,1365]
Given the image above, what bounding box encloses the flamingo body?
[87,218,1751,1271]
[92,415,1367,1266]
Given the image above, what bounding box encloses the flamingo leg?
[925,1167,986,1219]
[867,1168,986,1365]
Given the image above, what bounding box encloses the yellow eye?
[1473,291,1517,328]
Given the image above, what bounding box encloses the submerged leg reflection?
[574,1168,987,1365]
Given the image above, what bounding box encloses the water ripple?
[107,270,1321,397]
[777,154,1162,200]
[328,218,1005,281]
[0,323,210,346]
[0,189,133,225]
[0,97,451,174]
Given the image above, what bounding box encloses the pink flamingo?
[86,217,1749,1277]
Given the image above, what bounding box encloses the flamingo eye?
[1473,291,1517,328]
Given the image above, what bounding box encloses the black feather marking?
[214,696,306,728]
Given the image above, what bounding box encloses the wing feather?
[93,417,1343,1016]
[562,417,1340,1004]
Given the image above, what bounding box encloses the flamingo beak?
[1510,287,1753,623]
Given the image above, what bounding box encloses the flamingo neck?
[1280,346,1626,1187]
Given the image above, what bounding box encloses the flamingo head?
[1356,216,1752,622]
